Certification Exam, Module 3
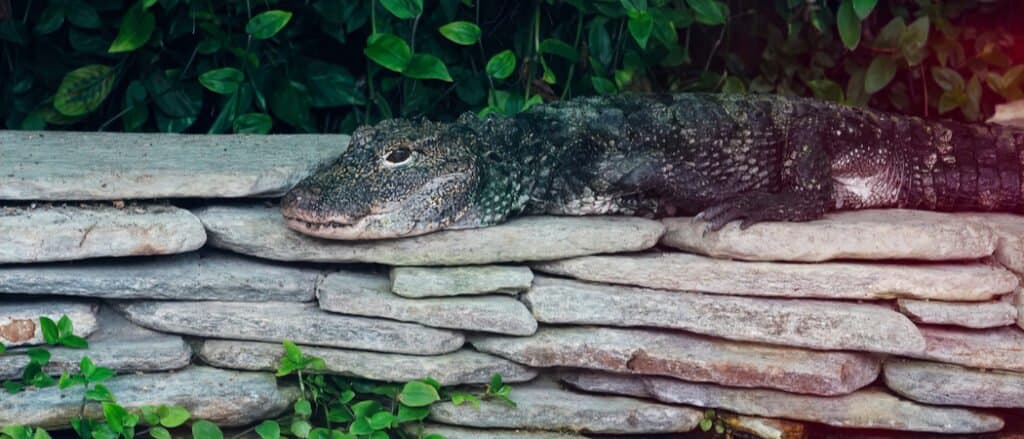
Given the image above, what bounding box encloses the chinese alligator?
[281,93,1024,240]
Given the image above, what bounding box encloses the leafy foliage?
[0,1,1020,134]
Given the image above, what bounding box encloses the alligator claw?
[698,191,828,233]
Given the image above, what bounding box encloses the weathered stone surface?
[909,326,1024,372]
[719,414,805,439]
[0,366,295,428]
[1016,289,1024,329]
[0,301,98,347]
[407,424,586,439]
[560,371,1004,434]
[471,326,879,395]
[897,297,1017,328]
[0,131,347,200]
[533,253,1016,301]
[0,307,190,380]
[884,358,1024,408]
[116,300,463,355]
[429,379,702,434]
[523,277,925,355]
[318,272,537,335]
[966,213,1024,275]
[0,251,319,301]
[0,205,207,265]
[661,210,997,262]
[390,265,533,297]
[196,205,664,265]
[198,340,536,385]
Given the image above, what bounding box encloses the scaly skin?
[281,93,1024,240]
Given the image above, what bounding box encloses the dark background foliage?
[0,0,1021,135]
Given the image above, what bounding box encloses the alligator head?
[281,118,482,240]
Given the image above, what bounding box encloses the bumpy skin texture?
[281,93,1024,239]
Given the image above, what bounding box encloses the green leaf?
[270,80,316,132]
[102,403,127,433]
[836,0,861,50]
[140,406,161,426]
[86,367,115,383]
[439,21,481,45]
[304,61,364,107]
[348,418,372,436]
[628,12,654,49]
[80,356,96,378]
[191,420,223,439]
[32,428,52,439]
[395,404,430,424]
[294,399,312,418]
[700,418,713,431]
[25,348,50,365]
[149,427,171,439]
[591,76,617,94]
[364,33,412,72]
[144,70,202,119]
[290,420,311,438]
[874,17,905,49]
[686,0,727,25]
[59,335,88,349]
[853,0,878,19]
[539,38,579,62]
[380,0,423,19]
[938,89,966,114]
[39,317,59,345]
[368,412,395,430]
[404,54,453,81]
[199,68,245,95]
[589,19,613,67]
[899,17,929,66]
[397,381,440,407]
[85,384,115,403]
[157,406,190,428]
[931,66,964,91]
[620,0,647,14]
[806,79,845,102]
[234,113,273,134]
[66,1,102,29]
[486,50,516,80]
[255,420,280,439]
[54,64,114,117]
[122,80,148,132]
[864,56,897,94]
[350,400,382,419]
[33,5,65,35]
[108,5,155,53]
[246,10,293,39]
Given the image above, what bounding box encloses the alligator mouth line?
[281,215,355,230]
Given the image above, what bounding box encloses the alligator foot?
[697,191,827,232]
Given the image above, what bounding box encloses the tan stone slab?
[0,131,347,200]
[989,99,1024,129]
[0,301,98,347]
[116,300,464,355]
[390,265,533,297]
[471,326,879,395]
[0,307,189,380]
[533,253,1016,301]
[897,297,1017,328]
[523,276,925,355]
[407,424,587,439]
[560,371,1005,434]
[198,340,537,386]
[909,326,1024,372]
[318,271,536,335]
[196,205,664,265]
[719,413,805,439]
[965,213,1024,275]
[0,366,295,428]
[428,379,702,434]
[0,204,206,263]
[884,358,1024,408]
[661,210,997,262]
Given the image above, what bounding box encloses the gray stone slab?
[718,414,806,439]
[532,253,1016,301]
[195,205,664,265]
[0,366,295,428]
[407,424,587,439]
[523,276,925,355]
[428,379,702,434]
[0,205,206,264]
[966,213,1024,275]
[1,300,98,347]
[560,371,1004,434]
[661,210,997,262]
[0,131,347,200]
[318,272,537,335]
[909,326,1024,372]
[390,265,533,298]
[472,326,879,396]
[115,300,463,355]
[989,100,1024,129]
[198,340,536,386]
[884,358,1024,408]
[0,307,190,380]
[0,251,320,301]
[897,297,1017,328]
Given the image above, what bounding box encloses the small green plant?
[698,409,727,435]
[2,315,90,393]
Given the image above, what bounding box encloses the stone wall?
[2,131,1024,438]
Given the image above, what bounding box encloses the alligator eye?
[384,148,413,165]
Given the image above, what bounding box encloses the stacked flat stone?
[3,132,1024,438]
